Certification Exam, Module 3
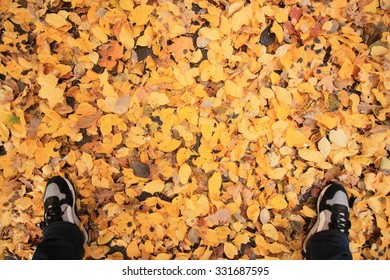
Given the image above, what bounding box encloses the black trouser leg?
[33,222,85,260]
[306,229,352,260]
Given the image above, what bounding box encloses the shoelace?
[40,199,63,229]
[329,204,351,234]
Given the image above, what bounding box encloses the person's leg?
[32,176,88,260]
[33,222,85,260]
[305,230,352,260]
[302,182,352,260]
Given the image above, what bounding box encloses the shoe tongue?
[325,191,349,210]
[45,183,67,200]
[45,196,59,205]
[44,197,63,224]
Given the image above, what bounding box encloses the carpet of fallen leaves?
[0,0,390,260]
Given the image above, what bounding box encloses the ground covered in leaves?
[0,0,390,260]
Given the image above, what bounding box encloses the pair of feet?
[41,177,351,254]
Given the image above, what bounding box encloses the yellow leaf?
[178,107,199,126]
[262,223,279,241]
[148,91,170,108]
[260,86,275,99]
[200,118,214,141]
[119,0,134,10]
[246,202,260,222]
[271,21,283,43]
[99,115,113,136]
[66,150,77,165]
[274,86,292,105]
[155,253,173,260]
[129,5,154,26]
[285,127,309,147]
[268,242,289,254]
[143,180,165,194]
[176,148,192,165]
[208,172,222,201]
[371,45,387,56]
[266,167,287,180]
[297,82,320,100]
[225,80,243,98]
[223,242,238,259]
[147,213,164,224]
[37,73,64,108]
[114,193,126,205]
[279,51,293,69]
[268,194,288,210]
[362,0,378,13]
[220,15,231,35]
[97,229,115,245]
[329,128,348,147]
[315,114,338,129]
[375,214,387,230]
[367,197,384,213]
[91,25,108,43]
[126,240,140,258]
[338,59,353,79]
[15,197,33,211]
[300,205,317,218]
[0,121,9,142]
[118,22,135,50]
[199,27,220,41]
[298,148,324,163]
[231,4,253,32]
[158,139,181,152]
[179,163,192,184]
[373,89,388,107]
[318,137,331,158]
[105,93,130,114]
[89,245,110,259]
[81,152,94,170]
[45,13,70,29]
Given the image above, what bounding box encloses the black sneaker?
[40,176,88,245]
[302,182,351,255]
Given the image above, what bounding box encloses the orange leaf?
[167,37,194,61]
[98,41,124,70]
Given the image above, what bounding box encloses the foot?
[302,182,351,255]
[40,176,88,245]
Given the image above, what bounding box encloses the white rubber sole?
[302,184,332,254]
[62,177,89,246]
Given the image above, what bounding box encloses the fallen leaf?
[143,180,165,194]
[268,194,288,210]
[329,128,348,147]
[223,242,238,259]
[167,37,194,61]
[262,223,279,241]
[208,172,222,201]
[260,25,276,46]
[129,160,150,178]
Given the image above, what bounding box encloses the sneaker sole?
[302,184,332,256]
[62,177,89,246]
